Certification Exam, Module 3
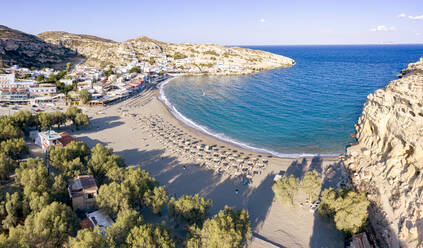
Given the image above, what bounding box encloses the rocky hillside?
[345,58,423,247]
[0,25,84,69]
[38,31,295,74]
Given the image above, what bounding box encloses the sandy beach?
[72,81,347,247]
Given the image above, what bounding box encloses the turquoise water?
[161,45,423,157]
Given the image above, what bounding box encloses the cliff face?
[38,31,295,73]
[345,58,423,247]
[0,25,84,69]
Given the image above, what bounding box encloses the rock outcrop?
[38,31,295,74]
[345,58,423,247]
[0,25,84,69]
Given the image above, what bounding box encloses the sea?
[160,45,423,157]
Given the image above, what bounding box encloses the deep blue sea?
[161,45,423,157]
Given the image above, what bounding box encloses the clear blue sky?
[2,0,422,45]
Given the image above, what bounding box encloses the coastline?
[72,85,345,247]
[157,76,341,159]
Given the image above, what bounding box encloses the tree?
[87,144,124,185]
[272,175,300,205]
[75,112,90,130]
[10,110,36,130]
[186,206,251,248]
[2,192,23,229]
[129,67,141,73]
[0,154,16,180]
[69,228,108,248]
[319,187,370,234]
[49,141,90,170]
[122,168,158,210]
[79,89,92,104]
[106,208,143,247]
[301,171,322,203]
[96,182,131,217]
[0,138,28,159]
[0,118,24,142]
[145,186,168,215]
[36,74,45,82]
[66,106,82,124]
[10,202,79,248]
[66,62,72,72]
[168,194,212,224]
[126,224,175,248]
[37,112,53,130]
[50,111,67,128]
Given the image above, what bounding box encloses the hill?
[0,25,84,69]
[38,31,295,74]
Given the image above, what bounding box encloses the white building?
[0,74,15,87]
[86,209,114,234]
[29,84,57,97]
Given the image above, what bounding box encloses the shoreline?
[157,76,341,159]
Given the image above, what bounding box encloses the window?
[87,193,94,199]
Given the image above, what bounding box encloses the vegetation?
[186,207,251,248]
[203,50,219,56]
[272,175,300,205]
[301,171,322,202]
[0,107,252,247]
[129,66,141,73]
[319,187,370,234]
[79,89,92,104]
[172,51,187,60]
[168,194,212,224]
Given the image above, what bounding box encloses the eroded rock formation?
[345,58,423,247]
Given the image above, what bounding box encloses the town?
[0,60,171,108]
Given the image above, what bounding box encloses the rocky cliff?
[0,25,84,69]
[38,31,295,74]
[345,58,423,247]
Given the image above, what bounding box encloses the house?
[68,175,98,211]
[80,209,114,234]
[60,79,74,86]
[30,130,75,152]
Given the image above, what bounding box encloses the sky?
[1,0,422,45]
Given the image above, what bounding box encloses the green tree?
[69,228,108,248]
[319,187,370,234]
[168,194,212,224]
[0,154,16,180]
[126,224,175,248]
[272,175,300,205]
[145,186,168,215]
[36,74,45,82]
[2,192,23,229]
[66,106,82,124]
[0,118,24,142]
[96,182,131,217]
[50,111,67,128]
[301,171,322,203]
[122,168,158,210]
[10,110,36,130]
[106,208,143,247]
[129,67,141,73]
[187,206,251,248]
[37,112,54,130]
[10,202,79,248]
[79,89,92,104]
[87,144,124,185]
[0,138,28,159]
[75,113,90,130]
[48,141,90,169]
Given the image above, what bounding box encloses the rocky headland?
[37,31,295,74]
[345,57,423,247]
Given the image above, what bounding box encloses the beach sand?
[73,83,346,247]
